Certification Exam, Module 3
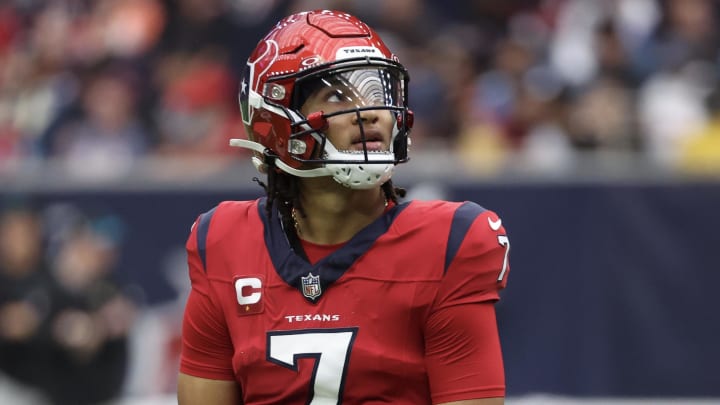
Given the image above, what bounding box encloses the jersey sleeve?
[438,202,510,306]
[425,302,505,403]
[179,212,236,380]
[425,202,510,403]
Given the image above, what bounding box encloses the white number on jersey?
[497,235,510,282]
[267,328,358,404]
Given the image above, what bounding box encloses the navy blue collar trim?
[258,197,408,303]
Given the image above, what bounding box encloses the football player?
[178,9,510,405]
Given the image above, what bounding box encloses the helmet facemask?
[284,61,411,188]
[232,56,412,189]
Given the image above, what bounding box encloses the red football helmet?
[230,10,413,189]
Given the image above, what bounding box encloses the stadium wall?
[3,179,719,399]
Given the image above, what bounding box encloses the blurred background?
[1,0,719,404]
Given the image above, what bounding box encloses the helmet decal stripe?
[240,40,280,125]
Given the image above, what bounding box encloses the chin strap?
[230,138,395,189]
[229,138,331,178]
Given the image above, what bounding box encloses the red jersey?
[180,198,510,404]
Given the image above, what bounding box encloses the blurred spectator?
[634,0,720,167]
[678,87,720,175]
[0,5,80,170]
[0,201,136,405]
[124,246,190,397]
[41,210,136,405]
[644,0,720,74]
[149,54,245,179]
[154,0,245,72]
[0,203,52,401]
[47,63,152,180]
[97,0,166,60]
[566,75,636,150]
[153,56,239,158]
[637,61,712,166]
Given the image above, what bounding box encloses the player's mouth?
[350,130,386,152]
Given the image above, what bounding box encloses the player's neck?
[294,179,387,245]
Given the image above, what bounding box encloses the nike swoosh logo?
[488,217,502,231]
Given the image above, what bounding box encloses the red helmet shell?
[239,10,404,169]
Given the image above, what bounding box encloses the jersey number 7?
[267,328,359,404]
[497,235,510,282]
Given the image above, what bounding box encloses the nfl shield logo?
[301,273,322,300]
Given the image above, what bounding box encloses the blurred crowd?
[2,0,720,181]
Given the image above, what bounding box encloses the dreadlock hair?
[253,169,406,233]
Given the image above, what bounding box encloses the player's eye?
[326,89,345,103]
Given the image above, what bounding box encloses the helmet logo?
[301,56,323,67]
[239,65,251,124]
[241,40,280,125]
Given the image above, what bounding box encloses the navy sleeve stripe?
[444,202,486,274]
[196,207,217,273]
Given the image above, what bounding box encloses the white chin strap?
[229,138,394,189]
